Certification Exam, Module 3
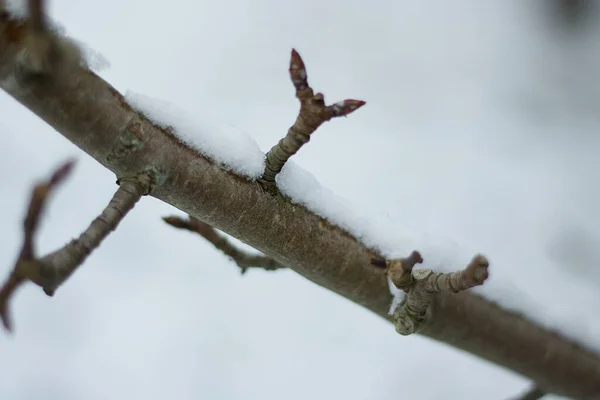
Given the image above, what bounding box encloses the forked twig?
[259,49,365,193]
[373,251,490,335]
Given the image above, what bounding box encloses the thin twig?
[373,251,490,335]
[259,49,365,193]
[163,215,286,274]
[0,163,150,332]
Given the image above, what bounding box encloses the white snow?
[387,277,405,315]
[125,91,265,179]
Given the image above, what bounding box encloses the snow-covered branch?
[1,9,600,399]
[0,162,150,332]
[259,49,365,192]
[163,215,286,274]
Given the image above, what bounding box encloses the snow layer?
[126,91,264,179]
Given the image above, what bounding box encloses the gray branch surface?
[1,10,600,399]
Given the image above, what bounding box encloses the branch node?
[382,251,490,335]
[0,161,146,332]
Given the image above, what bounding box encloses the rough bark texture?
[2,14,600,399]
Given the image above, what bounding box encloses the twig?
[259,49,365,193]
[163,215,286,274]
[372,251,490,335]
[0,162,150,332]
[510,385,546,400]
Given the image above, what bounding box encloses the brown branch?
[374,252,489,335]
[511,386,546,400]
[27,0,47,33]
[259,49,365,192]
[163,215,286,274]
[2,13,600,397]
[0,164,150,332]
[0,160,73,331]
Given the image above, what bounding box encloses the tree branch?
[1,12,600,398]
[259,49,365,193]
[0,162,150,332]
[163,215,286,274]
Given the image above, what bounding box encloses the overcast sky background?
[2,1,600,399]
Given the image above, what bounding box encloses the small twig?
[373,251,490,335]
[259,49,365,193]
[0,162,150,332]
[163,215,286,274]
[510,385,546,400]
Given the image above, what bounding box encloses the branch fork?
[259,49,365,193]
[373,251,490,335]
[163,215,286,274]
[0,161,150,332]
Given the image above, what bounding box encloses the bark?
[1,13,600,399]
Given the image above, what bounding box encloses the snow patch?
[126,91,265,179]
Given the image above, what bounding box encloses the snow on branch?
[0,161,150,332]
[259,49,365,192]
[163,215,286,274]
[373,251,489,335]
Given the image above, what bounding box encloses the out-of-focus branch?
[10,0,82,79]
[0,163,150,332]
[259,49,365,193]
[163,215,286,274]
[373,251,489,335]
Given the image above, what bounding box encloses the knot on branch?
[373,252,489,335]
[259,49,365,193]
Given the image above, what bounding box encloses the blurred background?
[1,1,600,399]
